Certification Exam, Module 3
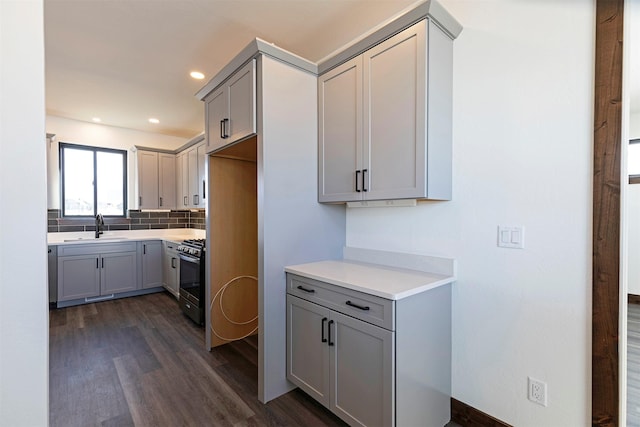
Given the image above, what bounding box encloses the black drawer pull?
[328,320,334,346]
[297,285,315,294]
[346,300,370,311]
[321,317,328,343]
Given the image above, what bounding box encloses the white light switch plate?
[498,226,525,249]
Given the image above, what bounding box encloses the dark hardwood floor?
[49,291,347,427]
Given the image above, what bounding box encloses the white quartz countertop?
[285,259,455,300]
[47,228,205,246]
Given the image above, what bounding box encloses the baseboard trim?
[629,294,640,305]
[451,398,512,427]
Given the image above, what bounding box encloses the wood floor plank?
[50,292,346,427]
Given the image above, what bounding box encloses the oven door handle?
[178,253,200,264]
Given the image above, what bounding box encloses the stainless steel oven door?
[178,252,200,304]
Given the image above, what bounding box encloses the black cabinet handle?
[223,118,230,138]
[171,257,176,269]
[355,170,361,192]
[184,196,188,206]
[139,196,142,206]
[328,320,334,346]
[297,285,315,294]
[220,119,225,139]
[48,248,52,253]
[143,244,146,255]
[96,258,99,269]
[159,197,163,206]
[321,317,328,343]
[202,180,206,199]
[362,169,368,192]
[101,258,104,268]
[346,300,370,311]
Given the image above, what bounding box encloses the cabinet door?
[100,251,138,295]
[363,21,426,200]
[318,57,363,203]
[286,295,331,406]
[196,142,207,208]
[227,60,256,144]
[162,243,179,298]
[141,241,163,289]
[330,311,394,427]
[57,255,101,301]
[180,152,189,208]
[187,147,199,208]
[205,86,227,153]
[158,153,176,209]
[137,150,159,209]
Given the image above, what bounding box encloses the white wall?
[346,1,593,425]
[0,1,49,425]
[46,115,188,210]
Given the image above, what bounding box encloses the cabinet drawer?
[287,274,394,330]
[58,242,137,256]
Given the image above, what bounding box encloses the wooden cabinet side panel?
[318,57,363,203]
[363,21,426,200]
[208,151,258,348]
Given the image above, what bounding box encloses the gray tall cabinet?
[196,40,345,403]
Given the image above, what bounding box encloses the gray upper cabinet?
[136,149,176,209]
[205,60,256,153]
[319,18,456,203]
[318,57,362,202]
[158,153,176,209]
[136,150,159,209]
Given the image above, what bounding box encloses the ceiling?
[44,0,640,140]
[44,0,418,139]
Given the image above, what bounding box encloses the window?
[631,139,640,184]
[60,143,127,217]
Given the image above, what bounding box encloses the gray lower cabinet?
[286,272,451,427]
[287,294,393,426]
[57,243,138,302]
[162,241,180,298]
[140,240,163,289]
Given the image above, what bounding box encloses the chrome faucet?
[95,214,104,238]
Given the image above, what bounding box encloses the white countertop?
[47,228,205,246]
[285,258,455,300]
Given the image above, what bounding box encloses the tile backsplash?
[48,209,206,233]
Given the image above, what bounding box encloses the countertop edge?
[284,262,456,301]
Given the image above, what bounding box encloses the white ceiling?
[44,0,640,139]
[44,0,418,139]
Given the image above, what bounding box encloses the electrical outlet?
[528,377,547,406]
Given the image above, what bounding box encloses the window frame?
[59,142,128,217]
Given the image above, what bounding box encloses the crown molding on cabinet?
[195,38,317,101]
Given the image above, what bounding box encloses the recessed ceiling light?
[190,71,205,80]
[148,118,160,124]
[92,117,101,123]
